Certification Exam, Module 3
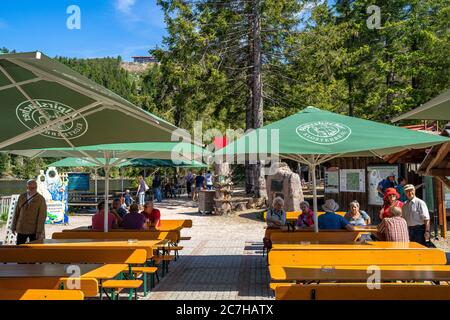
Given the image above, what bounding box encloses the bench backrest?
[268,249,447,266]
[0,247,147,264]
[53,231,179,242]
[264,211,346,220]
[0,289,85,300]
[270,231,361,243]
[275,283,450,300]
[0,278,98,297]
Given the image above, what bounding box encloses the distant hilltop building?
[132,56,157,64]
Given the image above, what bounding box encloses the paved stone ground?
[142,198,273,300]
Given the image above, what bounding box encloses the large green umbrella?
[391,88,450,122]
[0,51,195,231]
[9,142,208,231]
[215,106,449,232]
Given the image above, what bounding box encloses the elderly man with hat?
[318,199,354,231]
[402,184,430,245]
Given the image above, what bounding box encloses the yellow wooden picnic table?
[269,264,450,282]
[0,263,125,280]
[25,239,163,258]
[271,241,426,250]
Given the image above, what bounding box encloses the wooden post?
[435,178,447,238]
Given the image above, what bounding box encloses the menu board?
[339,169,366,193]
[367,165,399,205]
[325,167,339,194]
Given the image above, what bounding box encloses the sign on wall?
[339,169,366,193]
[325,167,339,194]
[367,165,399,206]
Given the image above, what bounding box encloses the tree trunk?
[251,0,266,198]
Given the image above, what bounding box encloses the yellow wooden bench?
[0,289,85,300]
[53,231,180,243]
[123,266,158,295]
[268,249,447,266]
[0,277,99,297]
[269,265,450,283]
[274,283,450,300]
[101,279,143,300]
[270,231,362,243]
[0,247,148,264]
[264,211,346,221]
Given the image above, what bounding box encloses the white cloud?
[116,0,136,13]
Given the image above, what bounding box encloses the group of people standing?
[185,170,214,201]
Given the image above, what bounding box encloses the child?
[124,189,132,207]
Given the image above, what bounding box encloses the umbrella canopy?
[391,88,450,122]
[215,106,449,232]
[121,158,207,168]
[0,51,191,151]
[49,157,207,168]
[9,142,208,164]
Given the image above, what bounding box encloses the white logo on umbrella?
[296,121,351,145]
[16,99,88,140]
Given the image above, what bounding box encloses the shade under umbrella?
[215,106,449,232]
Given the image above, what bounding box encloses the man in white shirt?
[402,184,430,245]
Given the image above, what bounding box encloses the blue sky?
[0,0,167,61]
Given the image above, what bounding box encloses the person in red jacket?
[379,187,404,220]
[142,200,161,228]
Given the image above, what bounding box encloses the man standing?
[402,184,430,245]
[136,175,147,207]
[186,171,194,197]
[205,170,214,190]
[377,173,397,198]
[12,180,47,245]
[193,171,205,201]
[152,173,162,203]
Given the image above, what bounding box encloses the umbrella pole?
[104,167,110,232]
[94,168,98,203]
[121,168,124,192]
[310,164,319,233]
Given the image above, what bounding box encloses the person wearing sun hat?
[402,184,430,245]
[318,199,354,231]
[379,187,404,220]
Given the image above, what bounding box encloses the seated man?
[142,200,161,228]
[377,206,409,242]
[122,204,147,230]
[318,199,354,231]
[112,198,128,219]
[92,201,118,231]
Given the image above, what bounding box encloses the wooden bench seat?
[268,249,447,266]
[0,289,85,300]
[275,283,450,300]
[123,266,158,295]
[0,278,99,297]
[0,247,148,264]
[152,255,175,277]
[53,231,180,243]
[180,236,191,241]
[101,280,143,300]
[269,265,450,283]
[270,231,362,243]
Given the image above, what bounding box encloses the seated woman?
[263,197,287,252]
[344,200,371,226]
[379,188,404,220]
[121,204,147,230]
[295,201,314,229]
